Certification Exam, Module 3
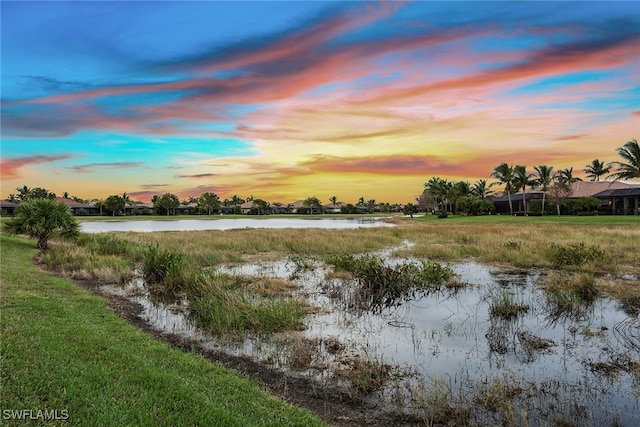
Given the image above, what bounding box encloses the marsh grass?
[327,253,454,311]
[546,242,605,266]
[408,379,471,426]
[333,355,393,396]
[489,290,530,320]
[39,241,135,283]
[544,273,600,320]
[188,271,307,334]
[142,244,188,294]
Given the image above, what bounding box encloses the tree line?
[5,139,638,217]
[419,139,639,216]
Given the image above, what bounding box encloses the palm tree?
[472,179,493,200]
[2,198,80,251]
[329,196,338,206]
[425,177,453,213]
[533,165,554,214]
[453,181,472,198]
[366,199,377,213]
[490,163,516,215]
[608,139,640,180]
[584,159,611,181]
[231,195,244,213]
[303,196,322,214]
[558,167,581,183]
[513,165,536,214]
[16,185,31,201]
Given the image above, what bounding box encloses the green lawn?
[414,213,640,225]
[0,234,325,427]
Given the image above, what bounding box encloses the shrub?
[2,198,80,251]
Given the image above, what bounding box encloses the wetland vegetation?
[4,215,640,425]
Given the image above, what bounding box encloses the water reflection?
[102,257,639,425]
[81,217,393,233]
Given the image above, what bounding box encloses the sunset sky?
[2,1,639,204]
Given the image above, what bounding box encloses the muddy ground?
[76,279,426,427]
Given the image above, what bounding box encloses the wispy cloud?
[67,162,144,173]
[175,173,217,179]
[1,154,74,179]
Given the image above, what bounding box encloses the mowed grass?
[0,234,325,427]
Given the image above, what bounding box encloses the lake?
[80,217,394,233]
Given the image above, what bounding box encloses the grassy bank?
[39,216,640,306]
[0,234,325,426]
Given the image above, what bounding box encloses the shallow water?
[104,256,640,425]
[81,217,393,233]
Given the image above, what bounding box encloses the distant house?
[0,200,19,216]
[491,191,544,215]
[323,202,344,214]
[269,203,289,214]
[124,203,154,215]
[55,197,101,215]
[492,181,640,215]
[593,187,640,215]
[175,203,198,215]
[289,200,306,213]
[218,205,234,214]
[239,201,254,214]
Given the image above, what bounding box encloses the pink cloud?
[1,154,74,179]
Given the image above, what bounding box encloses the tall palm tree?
[534,165,554,214]
[584,159,611,181]
[490,163,516,215]
[329,196,338,206]
[513,165,535,214]
[608,139,640,180]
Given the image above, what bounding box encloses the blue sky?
[2,1,638,203]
